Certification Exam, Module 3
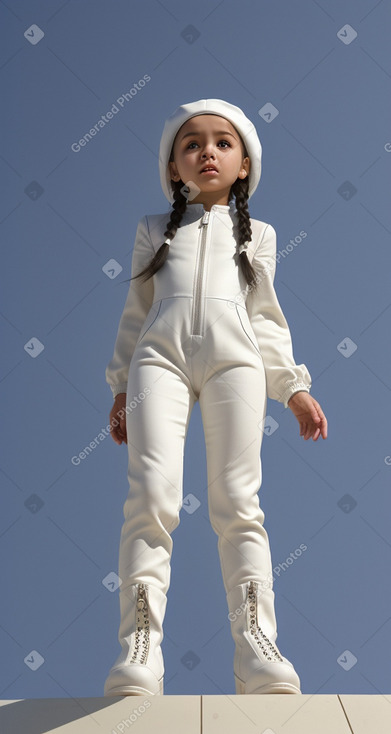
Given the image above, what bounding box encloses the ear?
[239,156,250,179]
[168,161,181,182]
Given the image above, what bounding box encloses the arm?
[105,215,154,399]
[245,223,312,409]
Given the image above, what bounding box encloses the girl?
[104,98,327,698]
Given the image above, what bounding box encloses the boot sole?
[104,678,164,697]
[235,675,301,695]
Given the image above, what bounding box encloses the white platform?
[1,695,390,733]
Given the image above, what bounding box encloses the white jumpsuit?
[105,200,312,599]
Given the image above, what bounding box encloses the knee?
[208,498,265,538]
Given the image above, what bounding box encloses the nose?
[201,145,216,159]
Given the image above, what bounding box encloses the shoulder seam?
[254,222,272,250]
[261,223,273,243]
[143,214,155,252]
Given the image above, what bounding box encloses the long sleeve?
[245,223,312,409]
[105,215,155,398]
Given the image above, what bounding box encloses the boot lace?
[248,581,284,662]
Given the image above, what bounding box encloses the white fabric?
[105,201,312,595]
[105,202,311,409]
[105,203,310,695]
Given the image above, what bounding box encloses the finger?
[111,429,122,445]
[305,423,313,440]
[312,406,321,422]
[109,414,120,431]
[118,422,127,443]
[317,406,327,425]
[316,414,328,439]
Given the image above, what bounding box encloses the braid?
[230,177,259,292]
[130,180,187,284]
[123,168,258,292]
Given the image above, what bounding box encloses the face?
[168,114,250,209]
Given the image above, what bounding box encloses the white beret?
[158,98,262,204]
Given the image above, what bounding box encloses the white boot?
[104,582,167,696]
[227,580,301,694]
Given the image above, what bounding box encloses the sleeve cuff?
[281,382,311,410]
[111,384,128,398]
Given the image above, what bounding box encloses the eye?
[186,139,231,149]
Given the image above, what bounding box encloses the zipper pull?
[201,211,210,226]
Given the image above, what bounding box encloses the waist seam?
[152,295,248,309]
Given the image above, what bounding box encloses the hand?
[109,393,128,445]
[287,391,327,441]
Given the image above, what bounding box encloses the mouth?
[200,165,218,174]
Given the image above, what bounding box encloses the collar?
[181,200,237,222]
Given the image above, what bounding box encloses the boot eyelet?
[130,583,151,665]
[246,582,284,663]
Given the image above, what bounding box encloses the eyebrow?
[180,130,237,141]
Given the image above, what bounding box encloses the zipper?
[247,581,284,662]
[191,210,210,336]
[130,583,150,664]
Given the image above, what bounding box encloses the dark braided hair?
[127,147,259,292]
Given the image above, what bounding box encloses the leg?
[120,360,195,596]
[198,363,272,598]
[104,359,195,696]
[199,363,301,694]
